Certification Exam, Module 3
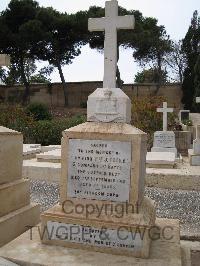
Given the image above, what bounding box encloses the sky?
[0,0,199,83]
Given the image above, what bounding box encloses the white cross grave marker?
[0,54,10,67]
[88,0,135,89]
[157,102,173,132]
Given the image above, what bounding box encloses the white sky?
[0,0,199,83]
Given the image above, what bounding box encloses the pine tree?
[182,11,200,110]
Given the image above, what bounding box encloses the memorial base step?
[0,218,182,266]
[188,149,200,166]
[0,203,40,247]
[0,179,30,217]
[40,201,156,258]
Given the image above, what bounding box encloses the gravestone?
[41,0,156,258]
[196,97,200,104]
[189,125,200,166]
[0,126,40,247]
[151,102,177,157]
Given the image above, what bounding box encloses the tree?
[129,19,171,92]
[0,60,53,85]
[182,11,200,110]
[0,0,44,104]
[33,7,88,106]
[194,54,200,112]
[134,68,168,83]
[165,40,186,83]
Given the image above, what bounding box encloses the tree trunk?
[116,66,124,89]
[155,53,162,95]
[19,57,30,105]
[57,62,68,107]
[116,43,124,89]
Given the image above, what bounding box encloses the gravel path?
[30,180,200,237]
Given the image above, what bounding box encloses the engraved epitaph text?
[47,221,142,251]
[67,139,131,202]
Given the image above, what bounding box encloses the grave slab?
[146,152,175,168]
[23,144,41,159]
[0,218,182,266]
[23,159,61,183]
[41,145,61,153]
[36,149,61,163]
[0,179,30,217]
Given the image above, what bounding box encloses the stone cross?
[88,0,135,89]
[0,54,10,67]
[157,102,173,131]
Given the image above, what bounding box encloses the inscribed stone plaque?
[153,131,175,148]
[67,139,131,202]
[47,221,142,252]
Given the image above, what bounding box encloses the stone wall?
[0,81,182,109]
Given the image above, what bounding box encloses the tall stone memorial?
[151,102,177,157]
[0,126,40,246]
[41,1,156,258]
[0,54,40,246]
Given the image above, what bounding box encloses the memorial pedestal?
[40,122,156,258]
[0,126,40,247]
[41,197,155,258]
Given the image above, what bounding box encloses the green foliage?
[0,60,53,86]
[0,104,35,142]
[26,103,52,121]
[0,103,86,145]
[182,119,193,126]
[182,10,200,110]
[134,68,168,83]
[80,102,87,108]
[28,115,86,145]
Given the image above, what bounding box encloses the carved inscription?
[154,132,175,148]
[47,221,143,251]
[67,139,131,202]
